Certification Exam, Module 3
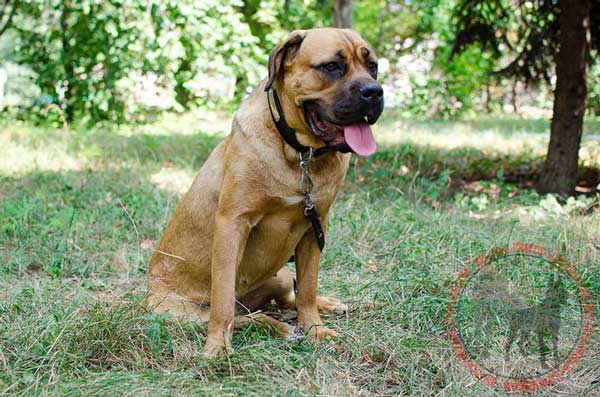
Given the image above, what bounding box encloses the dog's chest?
[237,211,309,292]
[236,172,344,291]
[277,178,339,208]
[271,155,348,211]
[265,173,341,243]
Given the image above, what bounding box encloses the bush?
[10,0,266,123]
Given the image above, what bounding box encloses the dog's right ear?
[265,30,306,91]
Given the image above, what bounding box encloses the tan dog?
[147,28,384,357]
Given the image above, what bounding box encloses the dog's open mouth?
[305,109,377,157]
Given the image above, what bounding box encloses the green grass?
[1,113,599,396]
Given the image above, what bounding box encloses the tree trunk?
[332,0,354,28]
[538,0,591,195]
[484,84,491,113]
[60,1,76,122]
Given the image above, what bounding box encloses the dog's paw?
[332,302,348,316]
[303,324,340,341]
[202,338,233,359]
[317,296,348,316]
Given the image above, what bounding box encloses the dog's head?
[265,28,383,156]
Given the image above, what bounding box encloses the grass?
[1,111,599,396]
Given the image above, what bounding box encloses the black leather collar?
[266,87,333,253]
[267,88,348,157]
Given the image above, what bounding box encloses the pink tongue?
[343,123,376,156]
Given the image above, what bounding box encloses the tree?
[539,1,591,194]
[451,0,600,195]
[332,0,354,28]
[11,0,265,122]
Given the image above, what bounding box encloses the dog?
[147,28,384,357]
[504,274,569,369]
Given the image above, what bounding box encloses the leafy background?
[2,0,598,124]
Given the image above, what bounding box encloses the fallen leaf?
[368,259,378,272]
[26,261,43,274]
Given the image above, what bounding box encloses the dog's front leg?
[295,225,339,341]
[203,212,251,358]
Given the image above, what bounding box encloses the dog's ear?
[265,30,306,91]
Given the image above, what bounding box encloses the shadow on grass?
[79,131,223,170]
[349,142,600,193]
[3,136,598,279]
[379,113,600,137]
[0,166,184,277]
[2,121,542,178]
[4,114,599,192]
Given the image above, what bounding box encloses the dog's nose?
[359,82,383,103]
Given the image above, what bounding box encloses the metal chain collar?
[299,148,315,215]
[298,148,326,252]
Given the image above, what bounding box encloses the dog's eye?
[326,62,338,72]
[324,62,340,72]
[368,61,378,77]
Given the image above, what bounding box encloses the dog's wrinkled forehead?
[298,29,376,65]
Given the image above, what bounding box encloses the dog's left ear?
[265,30,307,91]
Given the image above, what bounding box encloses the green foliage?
[5,0,498,122]
[354,0,413,56]
[3,0,597,121]
[242,0,331,49]
[450,0,560,84]
[163,1,266,106]
[10,0,265,122]
[588,58,600,116]
[433,42,495,116]
[393,0,496,118]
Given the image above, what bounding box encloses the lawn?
[1,112,599,396]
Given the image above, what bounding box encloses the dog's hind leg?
[235,313,300,339]
[147,292,211,322]
[243,267,348,315]
[149,292,299,343]
[239,267,296,311]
